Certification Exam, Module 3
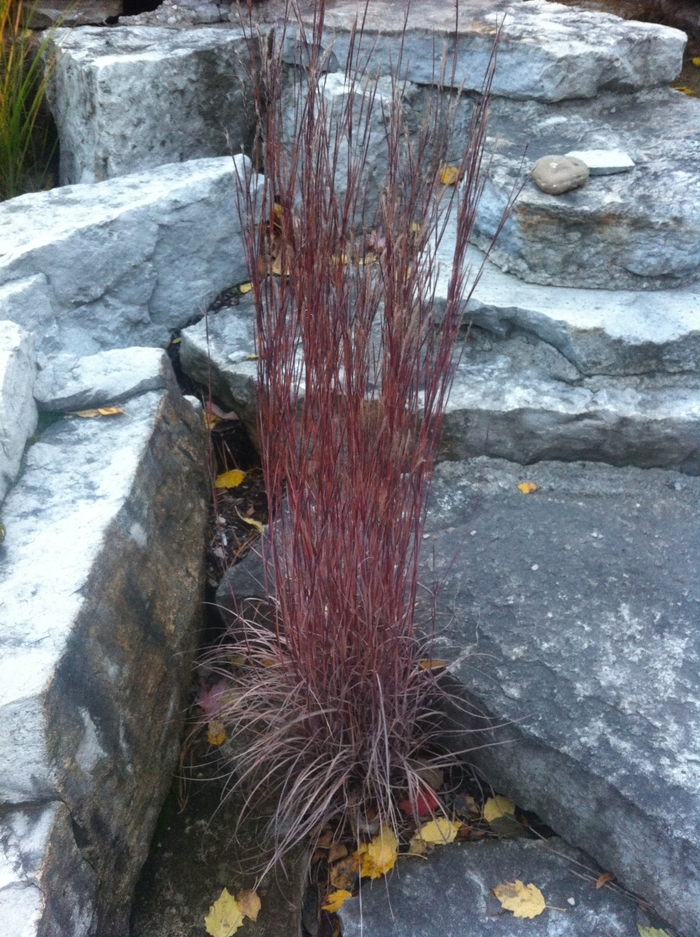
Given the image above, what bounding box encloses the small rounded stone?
[531,155,589,195]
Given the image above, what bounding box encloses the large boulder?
[340,837,667,936]
[424,457,700,937]
[303,0,685,102]
[0,320,37,503]
[0,157,258,356]
[0,385,208,936]
[46,26,259,185]
[472,88,700,289]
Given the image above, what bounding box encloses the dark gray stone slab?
[339,837,666,936]
[421,457,700,936]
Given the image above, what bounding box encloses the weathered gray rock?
[311,0,685,102]
[437,243,700,377]
[438,332,700,472]
[34,346,176,411]
[423,457,700,937]
[0,802,97,937]
[0,387,208,935]
[340,837,666,936]
[46,26,258,185]
[27,0,122,28]
[472,88,700,289]
[531,155,589,194]
[179,296,259,437]
[0,157,258,356]
[564,148,635,175]
[121,0,228,27]
[0,321,37,503]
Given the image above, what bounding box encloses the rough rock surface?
[531,155,589,194]
[0,388,208,936]
[0,320,37,503]
[422,457,700,937]
[34,346,176,411]
[472,88,700,289]
[47,26,258,185]
[0,802,97,937]
[339,837,668,936]
[27,0,122,28]
[437,244,700,377]
[120,0,230,27]
[439,331,700,472]
[179,296,259,437]
[0,157,256,356]
[310,0,685,101]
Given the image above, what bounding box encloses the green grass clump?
[0,0,59,200]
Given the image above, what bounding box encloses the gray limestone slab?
[308,0,685,102]
[0,388,208,935]
[471,88,700,289]
[0,320,37,503]
[46,26,258,185]
[0,156,258,356]
[34,346,176,411]
[339,837,667,936]
[439,333,700,472]
[421,457,700,936]
[436,243,700,377]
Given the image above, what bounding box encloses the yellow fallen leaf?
[673,85,697,96]
[235,507,266,532]
[206,720,226,746]
[204,888,244,937]
[170,336,181,344]
[322,889,352,913]
[230,655,247,668]
[204,413,222,429]
[239,282,253,294]
[409,818,461,856]
[439,164,460,185]
[517,482,537,494]
[244,354,259,361]
[356,826,398,879]
[595,871,614,889]
[638,929,672,937]
[215,469,246,489]
[73,407,125,418]
[493,880,546,919]
[483,795,515,823]
[418,659,448,671]
[237,888,261,922]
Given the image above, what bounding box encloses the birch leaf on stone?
[492,880,546,919]
[483,796,516,823]
[322,889,352,913]
[356,827,398,879]
[638,928,672,937]
[204,888,245,937]
[237,888,261,922]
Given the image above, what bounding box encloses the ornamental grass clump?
[206,0,500,867]
[0,0,59,200]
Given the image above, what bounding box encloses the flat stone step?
[471,87,700,290]
[422,457,700,937]
[438,242,700,377]
[440,331,700,472]
[310,0,685,102]
[0,157,255,356]
[181,300,700,473]
[0,386,207,936]
[339,837,670,936]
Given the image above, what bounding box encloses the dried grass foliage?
[203,0,501,870]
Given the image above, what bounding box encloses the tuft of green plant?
[0,0,60,200]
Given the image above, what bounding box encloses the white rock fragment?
[34,346,175,411]
[0,321,37,503]
[565,149,635,175]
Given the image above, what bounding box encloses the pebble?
[531,155,589,194]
